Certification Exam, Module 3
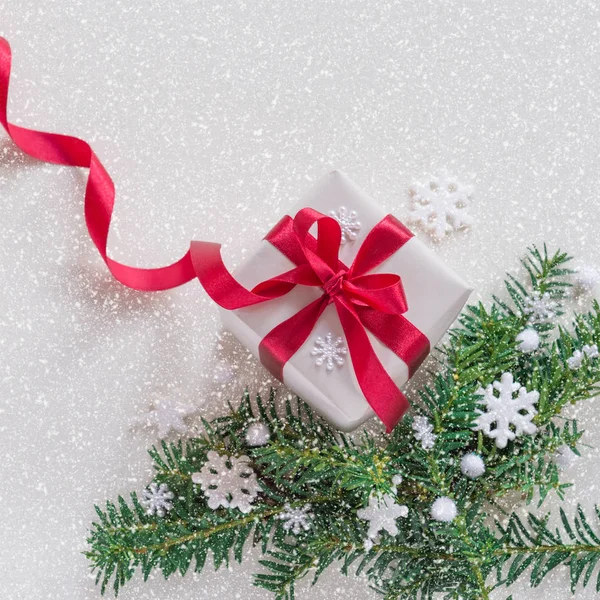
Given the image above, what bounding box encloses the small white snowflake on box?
[277,503,313,534]
[407,172,474,240]
[192,451,260,514]
[567,344,599,370]
[329,206,361,244]
[141,482,174,517]
[412,415,437,450]
[131,398,197,439]
[473,372,539,449]
[357,492,408,540]
[311,332,347,371]
[523,291,558,324]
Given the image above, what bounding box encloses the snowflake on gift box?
[473,372,539,449]
[412,415,437,450]
[523,291,558,324]
[311,332,347,371]
[357,492,408,540]
[277,503,313,534]
[407,173,473,240]
[141,482,174,517]
[329,206,361,244]
[567,344,599,370]
[192,451,260,514]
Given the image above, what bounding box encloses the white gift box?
[220,171,472,431]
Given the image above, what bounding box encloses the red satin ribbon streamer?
[0,37,429,431]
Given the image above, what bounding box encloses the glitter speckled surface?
[1,1,599,598]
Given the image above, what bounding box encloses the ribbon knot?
[323,270,347,300]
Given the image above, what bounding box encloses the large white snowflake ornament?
[192,451,260,514]
[329,206,361,244]
[277,503,313,534]
[141,482,174,517]
[311,332,347,371]
[407,173,474,240]
[357,493,409,539]
[473,372,539,449]
[131,398,198,439]
[523,291,558,324]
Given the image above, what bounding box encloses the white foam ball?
[516,328,540,353]
[574,264,600,293]
[430,497,457,522]
[245,422,271,447]
[460,453,486,479]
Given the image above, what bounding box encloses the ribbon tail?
[335,299,409,432]
[354,307,430,378]
[258,296,329,381]
[0,37,196,292]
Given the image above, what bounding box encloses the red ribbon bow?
[0,37,429,431]
[191,208,430,431]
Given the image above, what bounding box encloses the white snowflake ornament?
[277,503,313,534]
[357,493,408,539]
[412,415,437,450]
[141,482,174,517]
[567,344,598,370]
[473,372,539,449]
[515,328,540,353]
[329,206,361,244]
[407,173,473,240]
[132,398,197,439]
[311,332,347,371]
[523,291,558,324]
[192,451,260,514]
[554,445,578,470]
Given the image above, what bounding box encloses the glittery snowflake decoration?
[311,332,347,371]
[131,398,197,439]
[412,415,437,449]
[473,372,539,449]
[567,344,599,370]
[329,206,361,244]
[277,503,313,534]
[407,173,473,240]
[358,493,408,540]
[523,291,558,324]
[192,451,260,514]
[141,482,174,517]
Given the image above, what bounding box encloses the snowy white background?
[1,1,599,599]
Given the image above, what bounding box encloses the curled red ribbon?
[0,38,429,431]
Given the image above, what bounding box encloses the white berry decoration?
[412,415,437,450]
[246,422,271,447]
[431,496,458,523]
[329,206,361,244]
[515,328,540,353]
[460,453,486,479]
[523,291,558,324]
[573,264,600,294]
[311,332,347,371]
[357,493,409,539]
[192,451,260,514]
[141,482,174,517]
[473,372,539,449]
[407,172,473,240]
[277,503,313,534]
